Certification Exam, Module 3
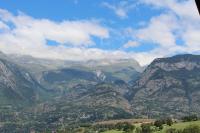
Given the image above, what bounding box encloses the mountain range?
[0,51,200,132]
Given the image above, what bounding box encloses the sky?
[0,0,199,66]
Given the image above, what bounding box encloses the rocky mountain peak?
[130,54,200,118]
[150,54,200,71]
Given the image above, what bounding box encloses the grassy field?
[155,120,200,133]
[102,120,200,133]
[103,130,123,133]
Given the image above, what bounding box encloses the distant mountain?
[40,68,121,90]
[0,53,141,90]
[40,63,141,91]
[0,58,45,106]
[0,51,141,103]
[130,54,200,118]
[83,58,142,72]
[85,59,142,83]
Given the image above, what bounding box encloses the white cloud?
[0,9,109,47]
[0,9,142,64]
[141,0,199,19]
[102,1,136,19]
[136,13,178,47]
[0,0,199,67]
[0,21,9,30]
[0,9,123,62]
[123,40,140,48]
[124,0,200,65]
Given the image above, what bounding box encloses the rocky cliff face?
[130,54,200,118]
[0,58,45,106]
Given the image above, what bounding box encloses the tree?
[154,120,163,130]
[182,115,198,122]
[115,122,135,132]
[166,118,173,126]
[141,123,153,133]
[123,124,135,133]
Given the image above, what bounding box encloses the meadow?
[102,120,200,133]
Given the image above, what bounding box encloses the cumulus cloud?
[0,9,122,61]
[125,0,200,65]
[0,9,141,64]
[0,9,109,46]
[136,13,178,47]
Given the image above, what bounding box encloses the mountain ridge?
[0,58,46,106]
[1,51,200,132]
[130,54,200,118]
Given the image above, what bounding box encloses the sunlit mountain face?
[0,0,200,133]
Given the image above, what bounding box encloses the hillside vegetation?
[103,120,200,133]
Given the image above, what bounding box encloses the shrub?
[141,123,153,133]
[166,118,173,126]
[135,127,142,133]
[182,115,198,122]
[115,122,135,132]
[166,125,200,133]
[166,128,180,133]
[182,125,200,133]
[154,120,163,129]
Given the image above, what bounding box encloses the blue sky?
[0,0,157,50]
[0,0,199,65]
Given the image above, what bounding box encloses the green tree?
[154,120,163,130]
[141,123,153,133]
[182,115,198,122]
[166,118,173,126]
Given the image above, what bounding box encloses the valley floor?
[102,120,200,133]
